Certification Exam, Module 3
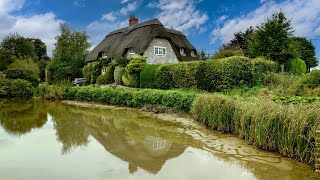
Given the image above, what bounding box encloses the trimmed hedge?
[139,56,278,91]
[114,66,125,85]
[61,86,197,112]
[122,58,146,88]
[0,79,34,99]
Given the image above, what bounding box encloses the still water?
[0,100,318,180]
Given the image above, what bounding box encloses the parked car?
[72,78,86,86]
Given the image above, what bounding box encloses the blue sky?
[0,0,319,66]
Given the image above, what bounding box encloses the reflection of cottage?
[85,118,186,174]
[85,16,198,65]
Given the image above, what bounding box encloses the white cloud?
[120,1,139,15]
[211,0,320,44]
[0,0,63,57]
[120,0,130,4]
[148,0,208,35]
[101,12,117,22]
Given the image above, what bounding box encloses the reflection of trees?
[0,99,47,136]
[47,103,89,154]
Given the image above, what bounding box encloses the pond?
[0,100,318,180]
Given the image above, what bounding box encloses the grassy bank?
[40,85,320,165]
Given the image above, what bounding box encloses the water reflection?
[0,99,47,136]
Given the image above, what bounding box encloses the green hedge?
[303,70,320,88]
[192,94,320,165]
[123,58,146,88]
[62,86,197,112]
[5,68,39,86]
[0,79,34,99]
[139,56,278,91]
[140,64,159,88]
[114,66,125,85]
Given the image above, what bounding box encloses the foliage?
[8,58,39,76]
[272,96,320,104]
[5,68,39,87]
[140,64,159,88]
[0,34,36,59]
[114,56,129,67]
[246,11,294,65]
[123,57,146,87]
[290,37,318,71]
[0,79,34,99]
[39,84,69,100]
[96,66,115,85]
[192,94,320,165]
[285,58,307,75]
[252,57,279,84]
[28,38,48,61]
[211,47,244,60]
[170,62,200,89]
[82,62,96,85]
[224,26,254,53]
[155,65,174,89]
[302,70,320,88]
[47,24,90,83]
[114,66,125,85]
[0,48,14,71]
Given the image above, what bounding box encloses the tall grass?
[192,94,320,165]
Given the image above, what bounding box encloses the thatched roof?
[85,19,198,62]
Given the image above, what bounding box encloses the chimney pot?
[129,16,138,26]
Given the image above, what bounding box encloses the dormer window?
[102,52,107,58]
[191,50,196,57]
[180,48,186,56]
[128,48,135,54]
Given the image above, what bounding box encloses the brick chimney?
[129,16,138,26]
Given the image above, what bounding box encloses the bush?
[123,57,146,88]
[38,84,69,100]
[155,65,174,89]
[252,57,279,84]
[196,56,253,91]
[303,70,320,88]
[140,64,159,88]
[211,47,244,60]
[96,66,115,85]
[0,79,34,99]
[286,58,307,75]
[5,68,39,86]
[114,66,125,85]
[82,62,96,85]
[170,62,200,89]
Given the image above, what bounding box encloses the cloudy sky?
[0,0,319,63]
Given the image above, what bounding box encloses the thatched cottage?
[85,16,198,64]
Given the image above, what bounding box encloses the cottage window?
[102,52,107,58]
[180,48,186,56]
[153,140,166,151]
[154,46,166,56]
[101,66,107,74]
[191,50,196,57]
[128,48,135,54]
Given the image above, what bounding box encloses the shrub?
[96,66,115,85]
[5,68,39,86]
[196,56,253,91]
[285,58,307,75]
[1,79,34,99]
[303,70,320,88]
[39,84,69,100]
[252,57,278,84]
[211,47,244,60]
[170,62,200,89]
[123,57,146,88]
[114,66,125,85]
[114,56,129,67]
[155,65,173,89]
[140,64,159,88]
[0,72,5,79]
[82,62,96,85]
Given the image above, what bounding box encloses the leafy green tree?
[47,24,90,83]
[290,37,318,72]
[0,48,14,71]
[28,38,48,61]
[0,34,36,60]
[225,26,254,53]
[246,11,294,66]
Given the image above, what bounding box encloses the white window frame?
[180,48,186,56]
[191,50,196,57]
[128,48,135,55]
[102,52,107,58]
[101,66,107,74]
[153,140,166,151]
[154,46,166,56]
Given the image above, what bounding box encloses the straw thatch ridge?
[85,19,198,62]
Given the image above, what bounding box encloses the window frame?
[180,48,186,56]
[191,50,196,57]
[128,48,135,55]
[101,52,108,58]
[154,46,166,56]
